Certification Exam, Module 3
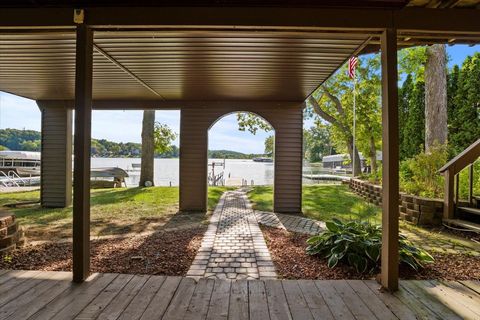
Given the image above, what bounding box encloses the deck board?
[0,270,478,320]
[205,279,231,320]
[264,280,291,320]
[96,274,149,320]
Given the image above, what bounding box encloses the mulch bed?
[0,227,206,276]
[261,226,480,280]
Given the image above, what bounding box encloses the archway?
[207,112,275,190]
[179,103,303,214]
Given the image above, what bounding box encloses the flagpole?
[352,76,356,178]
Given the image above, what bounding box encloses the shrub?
[458,160,480,200]
[306,219,434,273]
[399,144,448,198]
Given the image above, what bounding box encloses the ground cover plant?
[0,186,231,240]
[262,226,480,280]
[306,219,434,273]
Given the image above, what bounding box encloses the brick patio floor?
[187,190,277,280]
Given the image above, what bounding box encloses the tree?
[237,112,272,134]
[425,44,448,151]
[140,111,177,187]
[264,135,274,156]
[153,123,177,154]
[140,110,155,187]
[308,56,382,176]
[303,122,334,163]
[399,75,425,160]
[449,53,480,155]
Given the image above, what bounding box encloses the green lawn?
[248,184,381,223]
[0,186,231,240]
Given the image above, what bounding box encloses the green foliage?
[400,144,448,198]
[398,46,428,82]
[306,219,434,273]
[264,135,274,156]
[0,128,179,158]
[303,122,335,163]
[448,53,480,156]
[457,161,480,199]
[308,55,382,175]
[399,75,425,160]
[236,112,272,134]
[0,128,41,151]
[208,149,264,159]
[153,122,177,154]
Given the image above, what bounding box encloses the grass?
[0,186,231,240]
[248,184,381,223]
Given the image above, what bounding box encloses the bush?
[399,144,448,198]
[306,219,434,273]
[458,161,480,200]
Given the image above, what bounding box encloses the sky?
[0,44,478,154]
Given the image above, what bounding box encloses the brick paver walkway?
[187,190,277,280]
[255,210,326,235]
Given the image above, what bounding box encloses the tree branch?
[308,96,351,136]
[323,88,346,117]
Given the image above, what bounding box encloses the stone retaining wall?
[0,210,26,254]
[348,179,443,225]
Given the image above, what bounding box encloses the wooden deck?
[0,270,479,319]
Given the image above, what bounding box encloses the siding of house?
[180,103,303,213]
[39,105,72,207]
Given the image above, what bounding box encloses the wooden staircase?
[440,139,480,233]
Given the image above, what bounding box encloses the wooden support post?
[73,24,93,283]
[455,173,460,205]
[469,164,474,206]
[443,170,455,219]
[380,28,399,292]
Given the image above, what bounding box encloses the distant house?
[322,152,382,171]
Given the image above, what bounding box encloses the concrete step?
[443,218,480,234]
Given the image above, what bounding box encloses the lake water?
[91,158,276,187]
[91,158,330,187]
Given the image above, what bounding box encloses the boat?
[252,157,273,163]
[90,167,129,188]
[0,150,41,177]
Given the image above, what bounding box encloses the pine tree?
[450,53,480,155]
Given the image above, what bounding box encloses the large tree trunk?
[140,110,155,187]
[425,44,448,152]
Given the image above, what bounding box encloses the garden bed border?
[347,178,443,225]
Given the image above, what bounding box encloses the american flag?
[348,56,358,79]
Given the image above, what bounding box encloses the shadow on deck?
[0,270,479,319]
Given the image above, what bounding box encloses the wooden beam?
[443,170,455,219]
[380,27,399,292]
[469,164,474,206]
[36,99,302,110]
[72,24,93,283]
[0,7,479,34]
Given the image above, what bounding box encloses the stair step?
[458,207,480,216]
[443,219,480,234]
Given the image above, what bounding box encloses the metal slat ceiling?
[0,30,370,101]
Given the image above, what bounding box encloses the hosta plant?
[306,219,434,273]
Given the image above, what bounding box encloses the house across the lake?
[322,152,382,172]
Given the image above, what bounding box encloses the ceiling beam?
[0,7,479,33]
[36,99,303,109]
